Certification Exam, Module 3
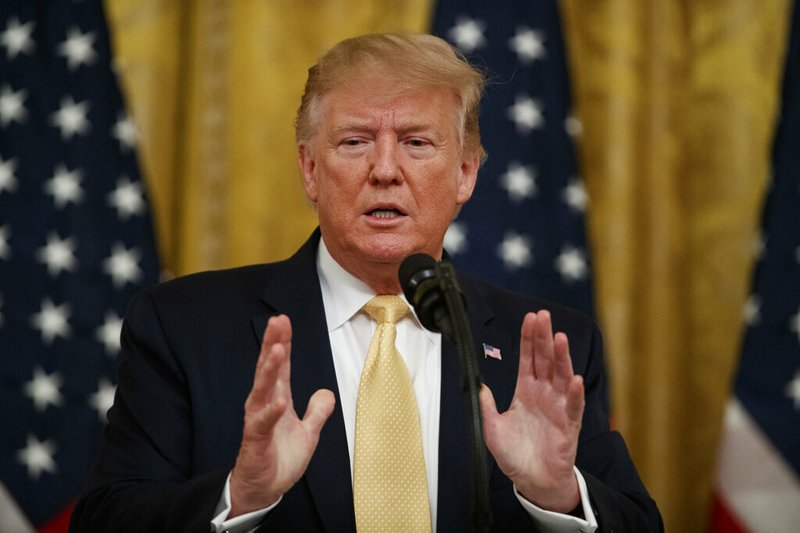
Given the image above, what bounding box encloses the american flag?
[0,1,160,531]
[432,0,594,316]
[711,1,800,531]
[482,343,503,361]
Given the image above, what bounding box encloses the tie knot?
[363,295,410,325]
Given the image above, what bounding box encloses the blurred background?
[1,1,798,532]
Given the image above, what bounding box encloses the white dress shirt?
[211,238,597,532]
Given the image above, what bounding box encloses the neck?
[342,260,403,295]
[319,237,444,296]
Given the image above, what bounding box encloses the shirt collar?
[317,237,380,331]
[316,236,435,341]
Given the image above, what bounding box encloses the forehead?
[318,79,460,131]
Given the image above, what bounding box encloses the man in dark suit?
[70,33,662,532]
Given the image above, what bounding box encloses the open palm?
[480,311,585,513]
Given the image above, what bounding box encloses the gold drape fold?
[560,1,792,530]
[106,1,793,530]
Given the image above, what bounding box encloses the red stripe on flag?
[38,502,74,533]
[709,493,747,533]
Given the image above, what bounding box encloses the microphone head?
[399,253,437,303]
[399,253,446,332]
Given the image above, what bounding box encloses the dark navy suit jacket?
[70,230,662,532]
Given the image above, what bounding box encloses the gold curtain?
[105,0,433,275]
[105,1,793,531]
[560,1,792,531]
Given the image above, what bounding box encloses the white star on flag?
[498,232,533,270]
[23,367,64,412]
[0,84,27,126]
[36,232,79,277]
[448,17,486,52]
[95,310,123,355]
[50,95,91,140]
[102,242,143,288]
[44,164,84,208]
[508,27,546,64]
[444,221,468,255]
[0,155,18,194]
[112,113,138,151]
[0,16,35,59]
[107,176,146,220]
[743,294,762,326]
[30,298,72,345]
[562,178,589,213]
[16,434,58,480]
[507,95,544,133]
[565,115,583,138]
[786,370,800,410]
[88,378,117,422]
[555,245,589,283]
[500,162,537,202]
[0,224,10,260]
[57,27,97,70]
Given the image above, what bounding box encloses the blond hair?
[295,33,487,162]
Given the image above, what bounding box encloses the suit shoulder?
[133,262,285,311]
[460,274,596,329]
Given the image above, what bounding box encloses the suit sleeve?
[575,323,664,532]
[69,289,233,533]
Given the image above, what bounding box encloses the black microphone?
[399,253,457,338]
[398,252,492,532]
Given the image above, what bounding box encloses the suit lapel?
[253,230,356,532]
[436,278,517,531]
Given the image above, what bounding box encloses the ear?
[297,141,318,203]
[456,153,480,205]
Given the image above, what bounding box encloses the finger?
[247,339,287,411]
[247,316,294,423]
[272,316,293,400]
[533,310,555,381]
[256,315,290,372]
[302,389,336,436]
[551,332,574,392]
[246,345,290,437]
[249,390,288,437]
[565,376,585,423]
[517,312,536,383]
[261,316,293,399]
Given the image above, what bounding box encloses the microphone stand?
[433,261,491,533]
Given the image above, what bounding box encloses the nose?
[368,135,402,184]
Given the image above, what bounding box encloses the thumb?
[303,389,336,435]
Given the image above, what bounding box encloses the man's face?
[298,78,479,278]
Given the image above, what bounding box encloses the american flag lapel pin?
[482,343,502,360]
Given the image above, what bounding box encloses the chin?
[357,235,417,264]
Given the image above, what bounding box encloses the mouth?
[366,207,406,220]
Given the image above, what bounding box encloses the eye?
[406,138,429,147]
[342,139,363,146]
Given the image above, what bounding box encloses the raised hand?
[229,315,336,517]
[479,310,585,513]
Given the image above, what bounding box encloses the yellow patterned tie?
[353,295,432,532]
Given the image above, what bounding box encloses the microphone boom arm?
[433,261,492,533]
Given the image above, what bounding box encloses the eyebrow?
[330,120,441,138]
